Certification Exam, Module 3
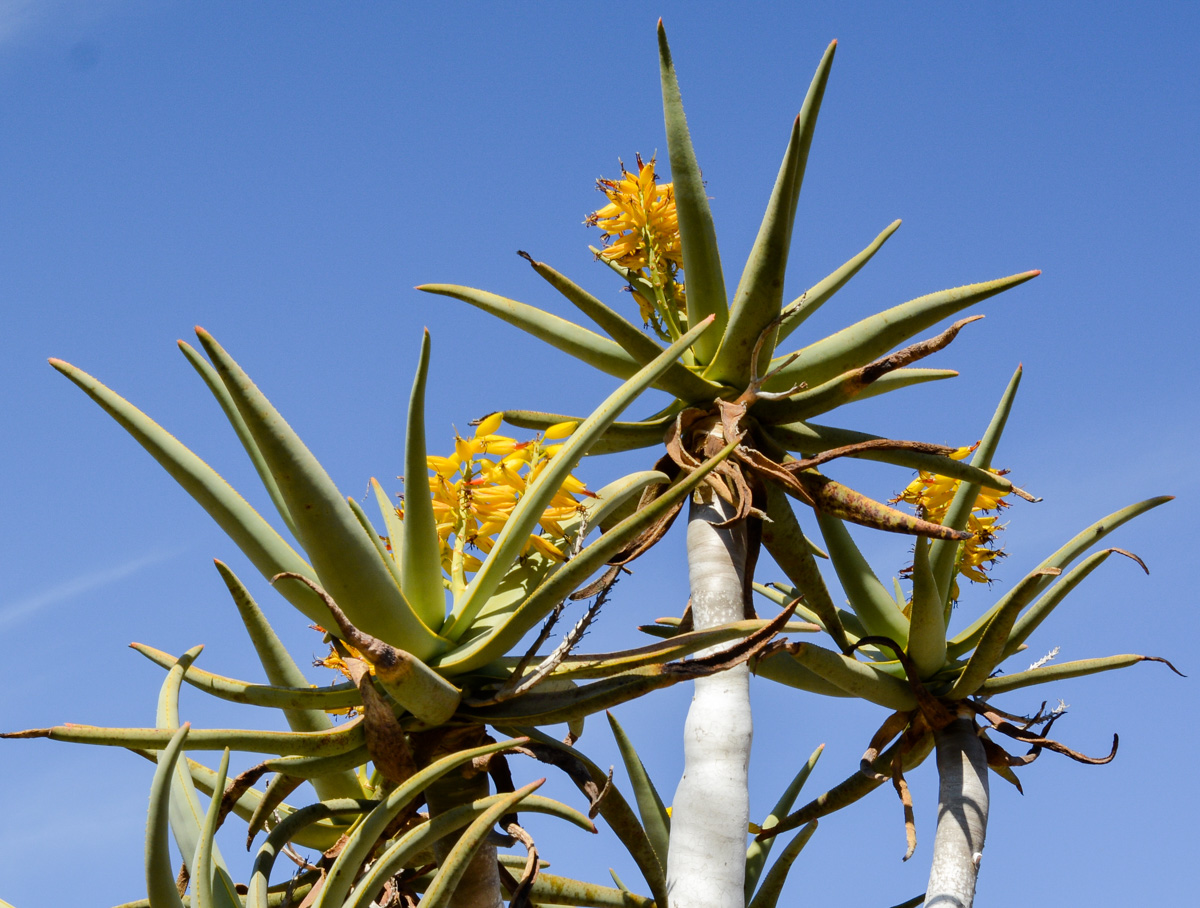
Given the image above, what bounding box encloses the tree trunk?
[666,492,753,908]
[925,713,989,908]
[415,728,503,908]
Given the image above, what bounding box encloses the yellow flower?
[400,417,594,582]
[586,154,686,336]
[893,443,1010,598]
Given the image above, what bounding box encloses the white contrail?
[0,549,182,630]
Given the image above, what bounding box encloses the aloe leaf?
[347,491,407,587]
[502,408,677,454]
[945,568,1061,699]
[371,476,407,563]
[907,535,946,677]
[710,40,836,385]
[523,254,723,402]
[607,712,671,867]
[443,317,713,641]
[1005,550,1125,658]
[745,744,824,900]
[929,365,1022,599]
[420,781,544,908]
[761,484,852,651]
[399,330,449,631]
[947,498,1171,657]
[746,820,819,908]
[10,717,367,756]
[658,20,727,362]
[435,437,735,674]
[154,648,241,908]
[348,794,595,908]
[318,737,528,908]
[47,359,347,630]
[503,725,669,908]
[179,341,300,541]
[417,283,641,378]
[978,654,1180,696]
[132,642,361,712]
[549,618,786,679]
[144,724,189,908]
[754,580,867,639]
[768,270,1039,389]
[753,649,857,698]
[191,748,230,908]
[775,220,902,344]
[247,799,375,908]
[816,512,909,645]
[509,873,655,908]
[767,420,1014,493]
[787,642,917,710]
[195,328,446,659]
[761,367,959,422]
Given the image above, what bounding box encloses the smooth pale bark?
[667,493,753,908]
[925,715,990,908]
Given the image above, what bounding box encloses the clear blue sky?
[3,3,1197,906]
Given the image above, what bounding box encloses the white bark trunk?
[925,714,989,908]
[667,493,752,908]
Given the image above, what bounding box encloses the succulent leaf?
[195,328,447,658]
[710,39,836,386]
[144,724,190,908]
[786,641,918,710]
[978,654,1182,696]
[607,712,671,868]
[775,219,902,343]
[906,535,947,677]
[745,744,824,900]
[746,820,819,908]
[402,330,452,630]
[766,270,1039,390]
[658,20,727,362]
[816,512,910,644]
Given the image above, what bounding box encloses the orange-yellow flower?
[894,443,1011,599]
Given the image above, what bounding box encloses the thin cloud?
[0,549,182,630]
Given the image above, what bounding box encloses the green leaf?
[753,648,857,698]
[195,328,447,659]
[435,436,735,674]
[775,219,902,344]
[929,365,1022,600]
[318,737,530,908]
[512,873,655,908]
[787,641,917,710]
[191,748,230,908]
[747,821,819,908]
[179,340,300,541]
[745,744,824,900]
[420,780,544,908]
[658,20,727,362]
[417,284,640,379]
[761,484,853,652]
[758,365,961,424]
[132,641,362,712]
[607,712,671,868]
[48,359,345,636]
[709,40,836,385]
[523,254,723,402]
[247,799,375,908]
[906,535,946,677]
[145,724,189,908]
[1004,550,1131,658]
[947,497,1171,657]
[502,408,678,455]
[504,726,669,908]
[978,654,1180,696]
[401,330,450,631]
[442,316,714,641]
[816,512,909,645]
[212,560,363,802]
[767,270,1039,389]
[767,419,1014,493]
[945,568,1061,699]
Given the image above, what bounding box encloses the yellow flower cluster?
[586,155,686,336]
[894,443,1010,597]
[418,412,592,578]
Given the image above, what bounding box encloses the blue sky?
[2,3,1197,906]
